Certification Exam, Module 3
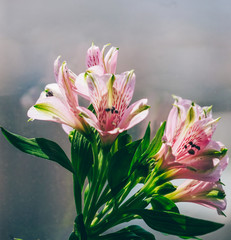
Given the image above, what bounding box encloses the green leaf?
[151,195,179,213]
[1,127,74,173]
[108,140,141,195]
[124,225,156,240]
[69,232,79,240]
[88,103,96,115]
[144,121,166,159]
[111,131,132,154]
[128,123,151,176]
[74,214,87,240]
[128,122,165,179]
[154,182,177,195]
[71,130,93,188]
[96,225,155,240]
[142,122,151,152]
[128,209,224,238]
[117,132,132,150]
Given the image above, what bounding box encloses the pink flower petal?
[118,99,149,130]
[77,106,102,133]
[166,179,226,212]
[86,44,101,68]
[75,73,90,100]
[86,73,109,111]
[172,118,217,160]
[57,62,79,111]
[54,56,61,82]
[28,96,76,127]
[27,83,82,130]
[104,46,118,74]
[114,71,136,110]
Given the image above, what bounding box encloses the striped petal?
[86,44,101,68]
[118,99,150,130]
[166,179,226,213]
[103,45,118,74]
[172,118,218,160]
[28,85,76,127]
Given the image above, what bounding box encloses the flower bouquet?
[1,44,229,240]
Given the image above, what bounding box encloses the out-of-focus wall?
[0,0,231,239]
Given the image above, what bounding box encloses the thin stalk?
[73,175,82,215]
[86,148,110,226]
[95,184,111,209]
[71,130,83,216]
[89,208,140,236]
[83,138,99,221]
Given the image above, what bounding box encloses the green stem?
[86,148,110,226]
[83,137,99,221]
[71,130,83,216]
[73,175,82,215]
[95,184,111,209]
[89,208,140,236]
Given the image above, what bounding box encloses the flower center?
[184,141,201,155]
[97,87,127,131]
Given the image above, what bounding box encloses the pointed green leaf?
[154,182,177,195]
[111,131,132,154]
[71,130,93,188]
[128,209,224,238]
[96,225,155,240]
[151,195,179,213]
[142,122,151,152]
[144,121,166,159]
[1,127,74,173]
[128,123,151,176]
[74,214,87,240]
[108,140,141,195]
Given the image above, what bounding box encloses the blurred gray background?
[0,0,231,239]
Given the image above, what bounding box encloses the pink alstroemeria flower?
[28,57,88,134]
[77,71,150,144]
[159,96,228,182]
[75,43,118,100]
[86,43,118,75]
[165,179,226,214]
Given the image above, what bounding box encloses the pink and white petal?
[206,154,229,181]
[41,83,65,103]
[165,98,194,143]
[195,199,226,212]
[170,162,223,182]
[28,96,76,127]
[204,140,225,151]
[178,154,220,172]
[165,105,179,143]
[86,73,109,108]
[88,65,104,76]
[104,47,118,74]
[62,124,74,135]
[54,56,61,82]
[100,131,120,145]
[118,99,149,131]
[203,140,229,172]
[172,118,217,160]
[114,71,136,110]
[68,69,78,85]
[86,44,101,68]
[75,73,90,100]
[59,62,79,107]
[175,97,205,121]
[77,106,102,133]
